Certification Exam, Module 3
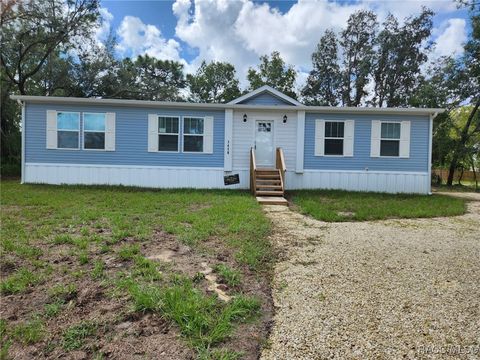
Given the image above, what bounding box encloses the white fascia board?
[10,95,444,116]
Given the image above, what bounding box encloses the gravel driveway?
[261,193,480,360]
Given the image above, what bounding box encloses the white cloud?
[171,0,463,87]
[108,0,466,89]
[96,7,114,45]
[432,18,467,58]
[116,15,182,61]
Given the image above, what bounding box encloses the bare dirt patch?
[1,227,272,360]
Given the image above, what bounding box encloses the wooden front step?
[256,174,281,179]
[256,179,281,184]
[256,190,284,196]
[256,184,282,190]
[256,196,288,205]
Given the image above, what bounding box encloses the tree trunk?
[458,167,464,185]
[446,99,480,186]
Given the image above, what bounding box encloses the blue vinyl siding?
[25,103,224,167]
[239,92,294,106]
[304,113,430,172]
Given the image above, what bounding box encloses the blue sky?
[98,0,470,87]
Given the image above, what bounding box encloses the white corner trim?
[428,113,434,194]
[227,85,302,106]
[224,109,233,172]
[20,100,25,183]
[296,110,305,173]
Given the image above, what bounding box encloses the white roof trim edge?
[10,95,444,115]
[227,85,303,106]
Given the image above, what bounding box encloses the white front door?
[255,121,274,167]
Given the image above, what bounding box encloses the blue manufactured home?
[12,86,442,199]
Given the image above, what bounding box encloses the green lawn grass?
[289,190,467,222]
[0,180,271,358]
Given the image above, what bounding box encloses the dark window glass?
[184,117,204,135]
[325,139,344,155]
[58,131,79,149]
[184,136,203,152]
[84,132,105,149]
[159,135,178,151]
[325,121,344,138]
[380,140,399,156]
[159,117,179,134]
[381,123,400,139]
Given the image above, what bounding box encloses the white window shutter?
[370,120,381,157]
[203,116,214,154]
[105,112,116,151]
[399,121,411,158]
[46,110,57,149]
[148,114,158,152]
[344,120,354,157]
[314,119,325,156]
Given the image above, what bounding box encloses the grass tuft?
[62,321,97,351]
[132,256,162,281]
[53,234,75,245]
[129,283,163,312]
[91,260,105,279]
[161,277,260,350]
[117,244,140,261]
[213,264,242,287]
[12,317,44,344]
[44,301,63,318]
[48,283,77,303]
[0,268,41,295]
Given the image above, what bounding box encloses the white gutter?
[10,95,445,116]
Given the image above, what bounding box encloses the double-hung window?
[84,113,106,150]
[158,116,180,151]
[183,117,204,152]
[324,121,344,156]
[57,112,80,149]
[380,122,401,157]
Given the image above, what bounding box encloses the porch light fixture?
[283,114,287,123]
[243,113,247,122]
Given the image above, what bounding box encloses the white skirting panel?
[286,170,430,194]
[25,163,430,194]
[221,169,429,194]
[25,163,231,189]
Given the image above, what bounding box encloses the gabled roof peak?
[228,85,302,106]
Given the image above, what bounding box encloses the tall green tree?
[340,10,378,106]
[247,51,297,99]
[0,0,99,95]
[412,4,479,186]
[0,0,100,166]
[373,9,434,107]
[110,55,186,101]
[187,61,241,103]
[301,30,341,105]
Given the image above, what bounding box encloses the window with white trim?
[324,121,344,155]
[158,116,179,151]
[84,113,106,150]
[57,112,80,149]
[380,122,400,157]
[183,117,204,152]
